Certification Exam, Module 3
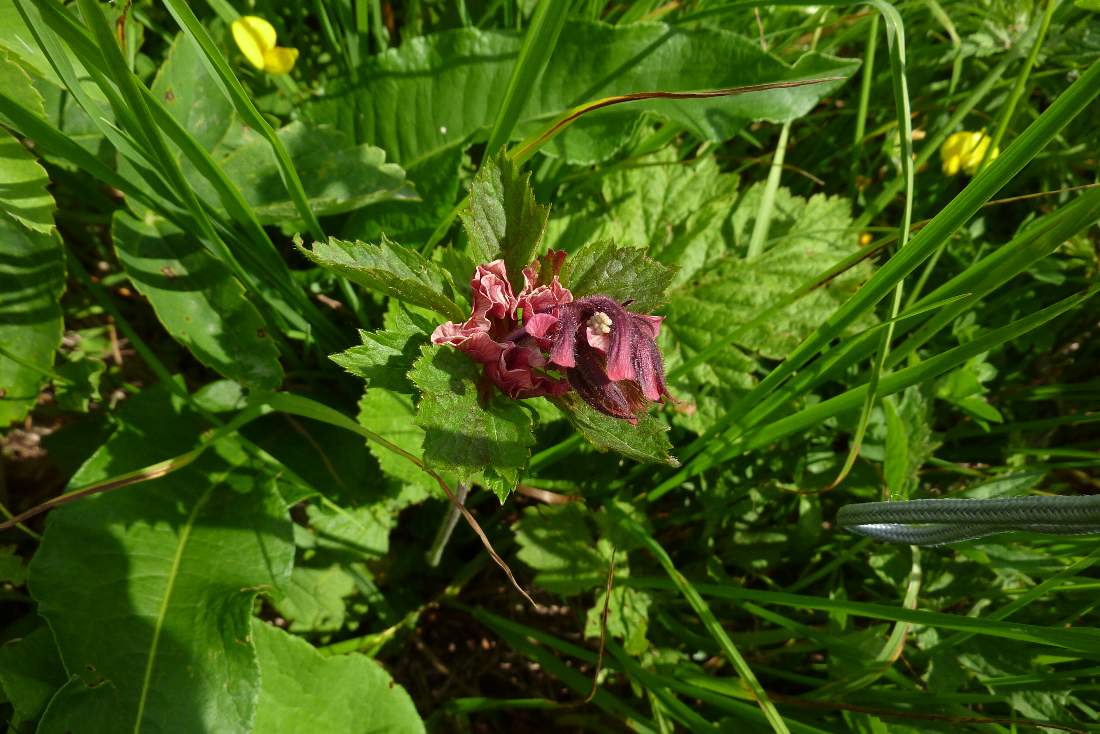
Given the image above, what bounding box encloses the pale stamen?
[587,311,612,335]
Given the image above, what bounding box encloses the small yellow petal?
[942,154,961,176]
[232,16,277,70]
[262,46,299,75]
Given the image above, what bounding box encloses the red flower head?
[431,251,670,422]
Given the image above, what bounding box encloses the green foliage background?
[1,0,1099,732]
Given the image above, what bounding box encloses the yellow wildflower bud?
[940,130,998,177]
[231,16,299,75]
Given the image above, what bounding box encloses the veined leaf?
[461,152,548,290]
[252,621,424,734]
[300,236,465,322]
[307,22,858,166]
[0,212,63,428]
[28,386,295,734]
[112,210,284,391]
[409,345,535,501]
[552,393,678,467]
[560,239,676,313]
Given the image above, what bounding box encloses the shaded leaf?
[252,620,424,734]
[53,350,105,413]
[300,236,464,322]
[409,346,535,500]
[272,565,358,634]
[461,152,548,290]
[0,625,66,728]
[357,387,436,501]
[553,393,678,467]
[586,587,652,656]
[112,210,284,390]
[514,504,608,595]
[0,213,64,428]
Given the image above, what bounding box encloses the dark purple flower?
[546,295,670,425]
[431,254,671,422]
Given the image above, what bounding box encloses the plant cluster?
[1,1,1099,733]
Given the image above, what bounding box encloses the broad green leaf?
[0,213,64,428]
[514,504,608,595]
[409,345,535,500]
[112,210,284,391]
[28,386,295,734]
[461,152,548,290]
[299,236,465,322]
[553,393,678,467]
[151,31,240,157]
[307,22,858,166]
[252,620,424,734]
[331,309,431,393]
[560,239,677,312]
[0,625,66,729]
[272,564,358,634]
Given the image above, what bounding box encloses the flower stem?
[426,482,470,567]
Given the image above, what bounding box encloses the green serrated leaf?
[112,210,284,390]
[560,239,676,312]
[0,213,64,428]
[252,620,424,734]
[514,504,607,595]
[331,310,430,393]
[461,152,548,290]
[409,346,535,500]
[553,393,678,467]
[300,236,464,322]
[28,386,295,734]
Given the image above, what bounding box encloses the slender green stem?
[746,120,791,259]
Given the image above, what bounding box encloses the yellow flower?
[940,130,998,177]
[231,16,298,74]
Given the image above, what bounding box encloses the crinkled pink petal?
[486,344,568,399]
[431,321,507,364]
[471,260,518,320]
[523,312,559,346]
